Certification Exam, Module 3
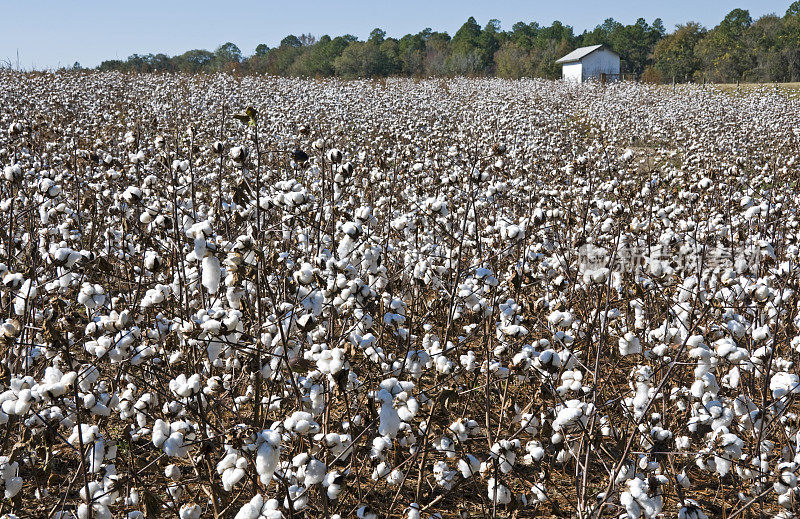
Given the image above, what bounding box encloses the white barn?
[556,45,620,83]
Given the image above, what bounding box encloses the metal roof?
[556,45,617,64]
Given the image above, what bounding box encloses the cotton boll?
[379,401,401,438]
[152,419,169,448]
[324,471,344,499]
[165,464,182,481]
[317,347,346,375]
[284,411,320,435]
[255,429,281,485]
[678,501,708,519]
[162,432,187,458]
[234,495,282,519]
[457,454,480,479]
[405,503,421,519]
[619,332,641,356]
[524,440,545,464]
[0,457,22,499]
[770,372,800,399]
[357,505,377,519]
[201,254,221,294]
[178,504,201,519]
[487,477,511,505]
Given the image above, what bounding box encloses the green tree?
[334,41,387,78]
[653,22,706,81]
[176,50,214,72]
[509,22,539,49]
[398,33,426,75]
[494,42,531,78]
[450,17,484,73]
[478,19,502,71]
[424,31,451,75]
[745,15,785,81]
[697,8,753,81]
[215,42,242,63]
[368,28,387,45]
[280,35,303,48]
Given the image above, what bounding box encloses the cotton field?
[1,71,800,519]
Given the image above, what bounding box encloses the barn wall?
[562,62,582,82]
[581,49,620,80]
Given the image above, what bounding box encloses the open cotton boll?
[619,332,641,356]
[13,279,36,315]
[457,454,480,478]
[752,325,770,342]
[378,401,401,438]
[324,470,345,499]
[770,372,800,399]
[163,432,188,458]
[178,504,201,519]
[0,456,22,499]
[487,477,511,505]
[234,494,282,519]
[284,411,320,435]
[202,254,221,294]
[216,447,249,491]
[490,440,519,473]
[317,347,346,375]
[356,505,377,519]
[678,500,708,519]
[152,419,169,448]
[255,429,281,485]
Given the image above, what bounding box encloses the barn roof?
[556,45,617,64]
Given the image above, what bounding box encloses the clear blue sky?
[0,1,794,69]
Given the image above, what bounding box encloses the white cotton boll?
[490,440,519,474]
[379,402,401,438]
[356,506,377,519]
[387,468,404,486]
[234,494,264,519]
[371,436,391,458]
[222,466,246,491]
[165,464,182,480]
[620,491,641,518]
[405,503,421,519]
[256,429,281,485]
[372,461,391,481]
[524,440,545,464]
[152,419,169,448]
[284,411,319,435]
[303,458,326,486]
[458,454,480,478]
[727,320,745,338]
[1,458,22,499]
[13,279,36,315]
[89,439,105,473]
[619,332,641,356]
[162,432,186,458]
[678,501,708,519]
[488,477,511,505]
[317,348,345,375]
[324,471,344,499]
[770,372,800,399]
[167,483,184,501]
[202,254,221,294]
[178,504,201,519]
[752,325,770,342]
[217,451,238,473]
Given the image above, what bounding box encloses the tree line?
[96,3,800,82]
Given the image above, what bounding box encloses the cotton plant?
[4,72,800,518]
